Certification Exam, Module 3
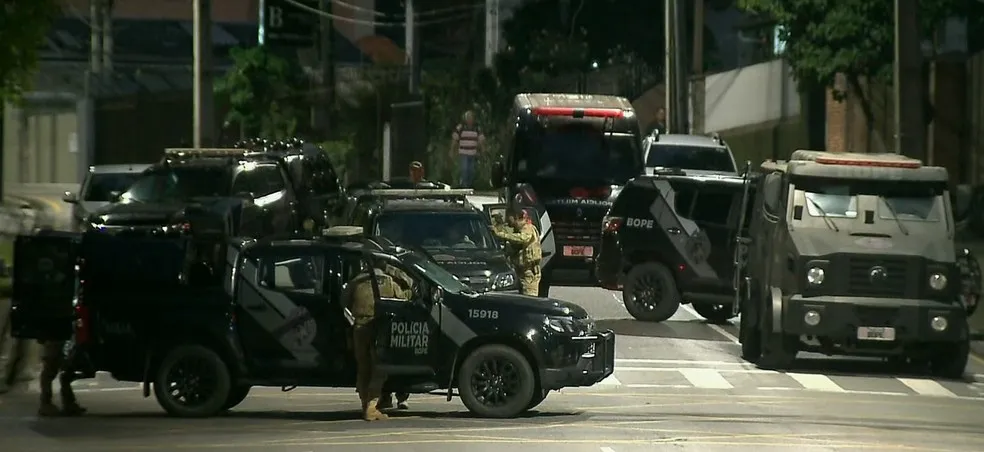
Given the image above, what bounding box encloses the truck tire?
[739,311,762,362]
[755,295,796,370]
[929,340,970,379]
[458,344,536,418]
[691,303,736,324]
[222,385,251,411]
[153,345,232,418]
[622,262,680,322]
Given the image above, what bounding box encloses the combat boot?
[61,400,87,416]
[38,402,61,417]
[377,394,394,410]
[363,399,389,421]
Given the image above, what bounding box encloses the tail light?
[570,187,590,198]
[74,304,91,345]
[594,186,611,198]
[602,216,623,233]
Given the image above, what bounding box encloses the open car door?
[732,162,755,317]
[482,203,555,272]
[364,253,439,377]
[11,232,81,341]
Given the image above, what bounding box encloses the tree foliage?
[215,46,303,139]
[0,1,61,102]
[737,0,970,94]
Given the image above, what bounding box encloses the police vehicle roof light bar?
[164,148,247,158]
[532,106,624,118]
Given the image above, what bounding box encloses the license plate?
[857,326,896,341]
[563,245,593,257]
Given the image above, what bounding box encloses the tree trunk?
[847,74,881,152]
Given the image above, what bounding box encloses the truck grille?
[847,257,909,297]
[552,221,601,245]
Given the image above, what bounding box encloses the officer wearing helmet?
[491,202,542,296]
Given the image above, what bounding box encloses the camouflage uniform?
[37,340,85,416]
[493,220,542,296]
[347,264,412,421]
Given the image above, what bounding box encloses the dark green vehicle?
[734,151,970,378]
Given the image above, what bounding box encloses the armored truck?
[734,151,970,377]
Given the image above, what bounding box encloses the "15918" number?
[468,309,499,319]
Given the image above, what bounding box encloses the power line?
[330,0,482,19]
[284,0,475,27]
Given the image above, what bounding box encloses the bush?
[318,138,355,185]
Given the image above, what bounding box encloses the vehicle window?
[352,205,370,226]
[251,165,286,197]
[647,144,735,172]
[804,191,858,218]
[671,186,697,215]
[231,170,253,195]
[120,167,231,203]
[879,196,941,221]
[308,155,341,195]
[258,252,325,294]
[83,172,143,202]
[691,191,734,225]
[403,252,471,294]
[518,125,640,184]
[375,212,498,250]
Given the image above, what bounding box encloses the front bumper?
[783,295,968,343]
[540,329,615,390]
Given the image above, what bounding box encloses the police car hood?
[465,292,590,318]
[428,249,510,276]
[790,230,955,262]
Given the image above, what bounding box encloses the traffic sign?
[260,0,318,48]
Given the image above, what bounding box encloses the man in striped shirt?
[450,111,485,188]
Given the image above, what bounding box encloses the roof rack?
[366,188,474,199]
[164,148,247,158]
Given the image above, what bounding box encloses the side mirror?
[490,162,504,189]
[430,286,444,304]
[62,191,78,204]
[108,191,122,202]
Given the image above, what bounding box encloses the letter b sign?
[268,6,283,28]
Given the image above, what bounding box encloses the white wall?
[702,59,800,132]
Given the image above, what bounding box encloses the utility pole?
[101,0,113,74]
[405,0,420,93]
[90,0,103,76]
[672,0,689,133]
[894,0,925,159]
[193,0,215,147]
[690,0,705,134]
[317,0,334,137]
[664,0,675,133]
[485,0,499,68]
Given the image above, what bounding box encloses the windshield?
[518,125,640,184]
[375,212,498,250]
[797,179,945,222]
[120,167,232,203]
[403,252,472,294]
[83,172,143,202]
[646,144,735,172]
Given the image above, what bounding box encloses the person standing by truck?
[492,203,542,296]
[450,111,485,188]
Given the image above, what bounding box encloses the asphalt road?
[2,278,984,451]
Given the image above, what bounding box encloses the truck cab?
[9,227,615,419]
[734,151,970,377]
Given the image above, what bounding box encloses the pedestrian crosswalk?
[562,359,984,400]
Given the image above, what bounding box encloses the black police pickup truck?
[343,188,520,293]
[88,147,343,238]
[596,168,750,323]
[9,228,614,418]
[490,94,645,293]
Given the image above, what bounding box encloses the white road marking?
[897,378,958,398]
[595,375,622,386]
[615,358,748,366]
[616,367,778,374]
[757,386,908,397]
[624,384,692,389]
[680,303,741,343]
[600,447,616,452]
[610,292,624,306]
[680,369,733,389]
[786,373,847,392]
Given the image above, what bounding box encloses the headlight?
[492,271,516,290]
[806,267,825,285]
[544,316,577,333]
[928,273,947,290]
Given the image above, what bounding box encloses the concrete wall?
[3,95,87,190]
[702,59,801,132]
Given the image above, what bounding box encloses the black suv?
[10,229,615,419]
[88,147,343,238]
[596,168,750,323]
[343,188,519,293]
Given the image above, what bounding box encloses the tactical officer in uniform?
[347,258,412,421]
[492,203,542,296]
